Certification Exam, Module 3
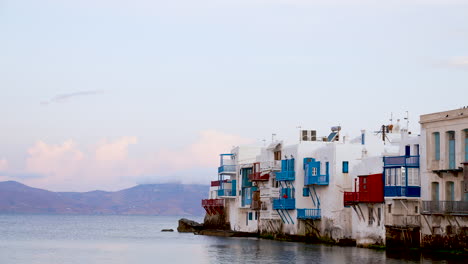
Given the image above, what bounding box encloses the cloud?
[95,137,138,162]
[40,90,104,105]
[446,57,468,67]
[0,159,7,171]
[3,130,253,191]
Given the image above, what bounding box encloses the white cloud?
[4,130,253,191]
[0,159,8,171]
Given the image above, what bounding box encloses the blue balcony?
[305,175,328,186]
[384,155,420,167]
[297,208,321,220]
[218,189,236,197]
[218,165,236,174]
[303,158,329,186]
[276,171,295,181]
[384,186,420,198]
[273,198,296,210]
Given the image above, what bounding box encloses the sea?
[0,214,464,264]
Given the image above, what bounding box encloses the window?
[431,182,440,201]
[312,167,317,176]
[368,207,374,226]
[446,181,455,201]
[274,151,282,161]
[303,187,310,197]
[408,168,420,186]
[405,145,410,156]
[464,129,468,162]
[414,144,420,156]
[248,212,253,221]
[447,131,456,169]
[388,204,392,214]
[342,161,349,173]
[415,206,418,214]
[434,132,440,161]
[255,212,258,220]
[377,208,381,226]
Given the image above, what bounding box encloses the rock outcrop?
[177,218,204,233]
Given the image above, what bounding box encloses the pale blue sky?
[1,0,467,191]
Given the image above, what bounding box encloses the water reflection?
[0,215,465,264]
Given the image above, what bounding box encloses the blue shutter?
[465,136,468,162]
[303,187,309,197]
[342,161,349,173]
[434,133,440,161]
[281,160,287,171]
[248,212,252,220]
[449,139,456,169]
[289,159,295,172]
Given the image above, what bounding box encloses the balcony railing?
[275,171,295,181]
[344,191,384,206]
[273,198,295,210]
[202,199,224,207]
[297,208,321,220]
[218,165,236,173]
[248,172,270,181]
[218,189,236,197]
[260,161,282,171]
[384,155,420,167]
[390,215,420,227]
[384,186,420,197]
[211,180,228,187]
[305,175,328,186]
[422,201,468,215]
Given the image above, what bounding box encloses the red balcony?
[202,199,224,215]
[211,180,228,187]
[343,173,384,206]
[248,172,270,181]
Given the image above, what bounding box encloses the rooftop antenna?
[404,111,409,131]
[296,126,302,142]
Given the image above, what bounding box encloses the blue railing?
[218,165,236,173]
[384,186,420,197]
[383,155,420,167]
[297,208,321,220]
[276,171,295,181]
[273,198,295,210]
[218,189,235,197]
[304,175,328,185]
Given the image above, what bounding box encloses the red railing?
[210,180,228,187]
[248,172,270,181]
[202,199,224,207]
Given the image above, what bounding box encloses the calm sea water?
[0,214,463,264]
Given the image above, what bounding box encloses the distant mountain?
[0,181,208,216]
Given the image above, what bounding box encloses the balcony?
[273,198,295,210]
[384,155,420,167]
[248,172,270,181]
[421,201,468,215]
[202,199,224,215]
[218,165,236,174]
[297,208,321,220]
[260,160,281,171]
[303,158,329,186]
[344,174,384,205]
[211,180,228,187]
[276,171,295,181]
[218,189,236,197]
[384,186,420,197]
[305,175,328,186]
[390,215,420,227]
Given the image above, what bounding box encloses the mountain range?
[0,181,208,216]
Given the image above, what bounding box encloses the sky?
[0,0,467,191]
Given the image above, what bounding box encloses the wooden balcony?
[248,172,270,181]
[202,199,224,215]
